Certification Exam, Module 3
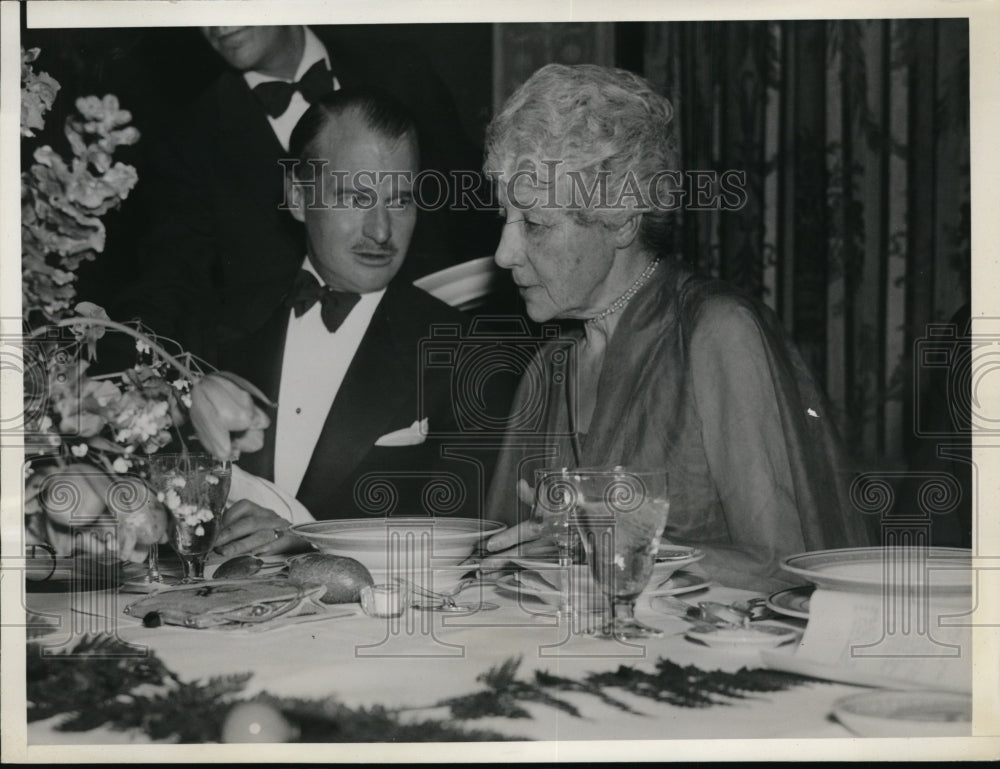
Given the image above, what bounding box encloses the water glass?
[568,467,670,639]
[146,453,232,582]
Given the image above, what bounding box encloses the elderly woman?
[482,64,872,592]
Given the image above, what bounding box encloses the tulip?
[189,373,271,461]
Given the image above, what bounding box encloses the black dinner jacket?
[114,28,493,366]
[218,280,484,520]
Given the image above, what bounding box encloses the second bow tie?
[285,270,361,332]
[252,60,334,118]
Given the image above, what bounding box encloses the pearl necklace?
[586,257,661,324]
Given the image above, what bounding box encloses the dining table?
[16,550,979,762]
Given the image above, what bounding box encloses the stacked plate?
[765,546,972,621]
[765,546,973,737]
[289,517,506,589]
[499,545,710,609]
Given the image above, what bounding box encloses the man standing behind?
[202,25,333,152]
[212,89,482,555]
[116,25,488,364]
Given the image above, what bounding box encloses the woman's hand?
[213,500,296,557]
[480,480,553,571]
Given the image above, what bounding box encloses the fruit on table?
[35,464,111,526]
[287,554,374,604]
[214,555,264,579]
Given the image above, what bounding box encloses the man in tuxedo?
[212,88,487,555]
[114,24,496,365]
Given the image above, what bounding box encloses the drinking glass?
[533,468,591,617]
[568,467,670,639]
[146,453,231,583]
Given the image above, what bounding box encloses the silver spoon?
[397,575,499,612]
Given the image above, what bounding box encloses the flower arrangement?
[20,48,271,564]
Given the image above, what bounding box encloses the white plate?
[766,585,814,619]
[498,569,711,609]
[684,623,799,649]
[832,690,971,737]
[495,572,605,611]
[290,518,505,575]
[511,546,705,589]
[25,555,136,592]
[780,547,971,594]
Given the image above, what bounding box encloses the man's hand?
[214,500,296,557]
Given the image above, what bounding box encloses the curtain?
[641,20,970,471]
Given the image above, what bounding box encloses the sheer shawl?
[484,258,872,591]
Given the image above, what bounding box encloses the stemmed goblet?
[146,453,232,583]
[111,477,169,586]
[568,467,670,639]
[533,468,594,619]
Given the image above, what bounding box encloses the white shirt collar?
[243,26,330,89]
[300,257,388,300]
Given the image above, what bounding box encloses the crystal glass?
[146,453,231,583]
[569,467,670,639]
[105,473,171,588]
[533,468,590,617]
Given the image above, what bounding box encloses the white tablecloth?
[23,577,865,745]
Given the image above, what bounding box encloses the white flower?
[171,378,190,391]
[112,457,131,473]
[156,491,165,502]
[135,339,151,354]
[70,443,88,457]
[164,488,181,511]
[195,525,205,537]
[169,475,186,488]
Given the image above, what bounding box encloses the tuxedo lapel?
[295,288,412,511]
[223,307,290,482]
[213,72,286,171]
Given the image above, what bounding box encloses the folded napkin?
[228,465,314,524]
[374,418,428,447]
[762,587,972,692]
[122,578,327,629]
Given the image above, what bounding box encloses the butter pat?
[360,583,407,618]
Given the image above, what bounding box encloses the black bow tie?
[252,60,334,118]
[285,270,361,332]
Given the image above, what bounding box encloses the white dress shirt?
[274,259,386,495]
[243,26,340,151]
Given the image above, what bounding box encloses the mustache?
[351,242,397,257]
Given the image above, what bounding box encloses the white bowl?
[832,690,971,737]
[289,517,506,587]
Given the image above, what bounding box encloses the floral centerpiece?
[20,48,271,565]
